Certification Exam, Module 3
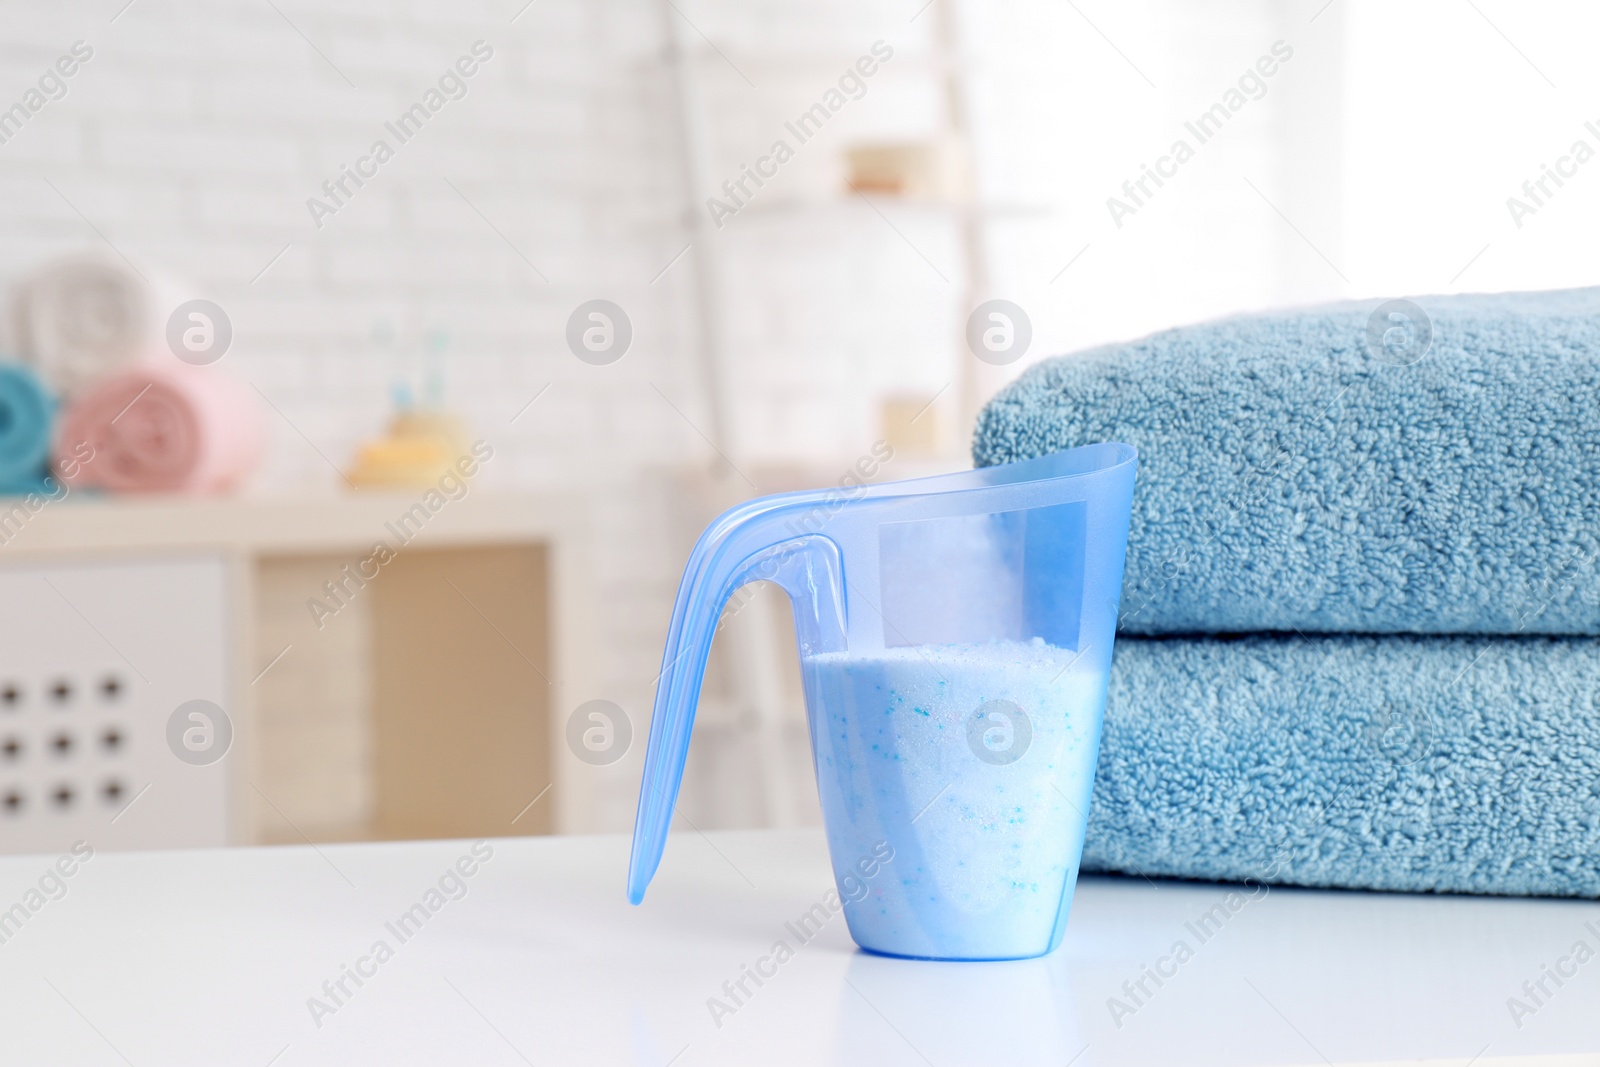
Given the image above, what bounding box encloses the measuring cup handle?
[627,498,844,904]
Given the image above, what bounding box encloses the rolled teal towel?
[973,288,1600,634]
[0,362,55,494]
[1087,634,1600,897]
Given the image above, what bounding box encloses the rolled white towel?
[9,252,191,397]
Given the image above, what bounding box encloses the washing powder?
[802,638,1107,959]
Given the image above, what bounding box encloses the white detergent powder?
[802,638,1108,959]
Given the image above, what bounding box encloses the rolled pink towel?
[56,362,263,493]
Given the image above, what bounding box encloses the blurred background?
[0,0,1596,854]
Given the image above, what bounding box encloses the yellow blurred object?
[844,140,968,201]
[345,410,471,489]
[879,392,943,457]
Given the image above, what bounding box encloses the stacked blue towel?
[1091,635,1600,897]
[0,362,55,495]
[974,290,1600,897]
[975,288,1600,634]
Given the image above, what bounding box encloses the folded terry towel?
[973,289,1600,635]
[1086,634,1600,897]
[57,362,263,494]
[0,362,55,493]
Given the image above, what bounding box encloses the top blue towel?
[974,288,1600,635]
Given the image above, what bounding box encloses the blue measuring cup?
[628,442,1137,960]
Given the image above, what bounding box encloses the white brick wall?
[0,0,1341,834]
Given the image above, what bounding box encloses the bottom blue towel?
[1088,634,1600,897]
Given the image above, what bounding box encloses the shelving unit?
[0,492,600,851]
[646,1,1018,829]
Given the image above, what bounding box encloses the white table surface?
[1,828,1597,1066]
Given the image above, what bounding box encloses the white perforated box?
[0,556,233,855]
